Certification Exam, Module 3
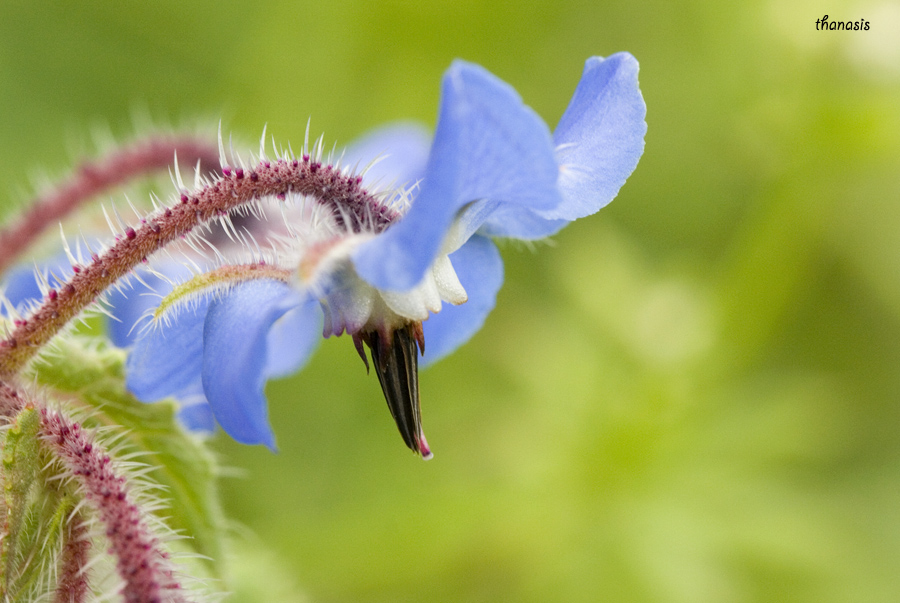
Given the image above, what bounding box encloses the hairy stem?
[0,155,396,377]
[0,136,220,275]
[0,381,27,420]
[41,407,187,603]
[53,507,90,603]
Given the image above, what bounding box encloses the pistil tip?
[419,433,433,460]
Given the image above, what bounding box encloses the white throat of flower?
[295,228,468,338]
[142,190,471,343]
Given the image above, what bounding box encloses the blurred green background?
[2,0,900,601]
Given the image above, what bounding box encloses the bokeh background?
[2,0,900,601]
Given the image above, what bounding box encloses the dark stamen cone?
[361,323,431,458]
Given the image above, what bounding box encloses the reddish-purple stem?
[0,136,220,275]
[0,155,396,377]
[53,510,90,603]
[0,381,26,419]
[41,407,187,603]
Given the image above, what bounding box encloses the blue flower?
[124,54,646,456]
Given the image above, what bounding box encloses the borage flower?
[125,54,646,457]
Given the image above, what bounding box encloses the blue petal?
[476,204,570,239]
[548,53,647,220]
[2,257,71,315]
[456,198,569,241]
[178,402,216,433]
[341,122,432,186]
[421,234,503,366]
[263,297,323,379]
[2,266,44,315]
[106,263,193,347]
[126,295,211,403]
[106,275,163,348]
[173,381,216,433]
[354,60,562,292]
[201,280,308,449]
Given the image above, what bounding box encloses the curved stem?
[53,507,90,603]
[0,155,397,377]
[40,407,187,603]
[0,136,221,275]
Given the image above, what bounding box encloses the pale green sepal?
[6,490,73,601]
[1,405,42,594]
[153,263,290,323]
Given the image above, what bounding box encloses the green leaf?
[27,335,226,576]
